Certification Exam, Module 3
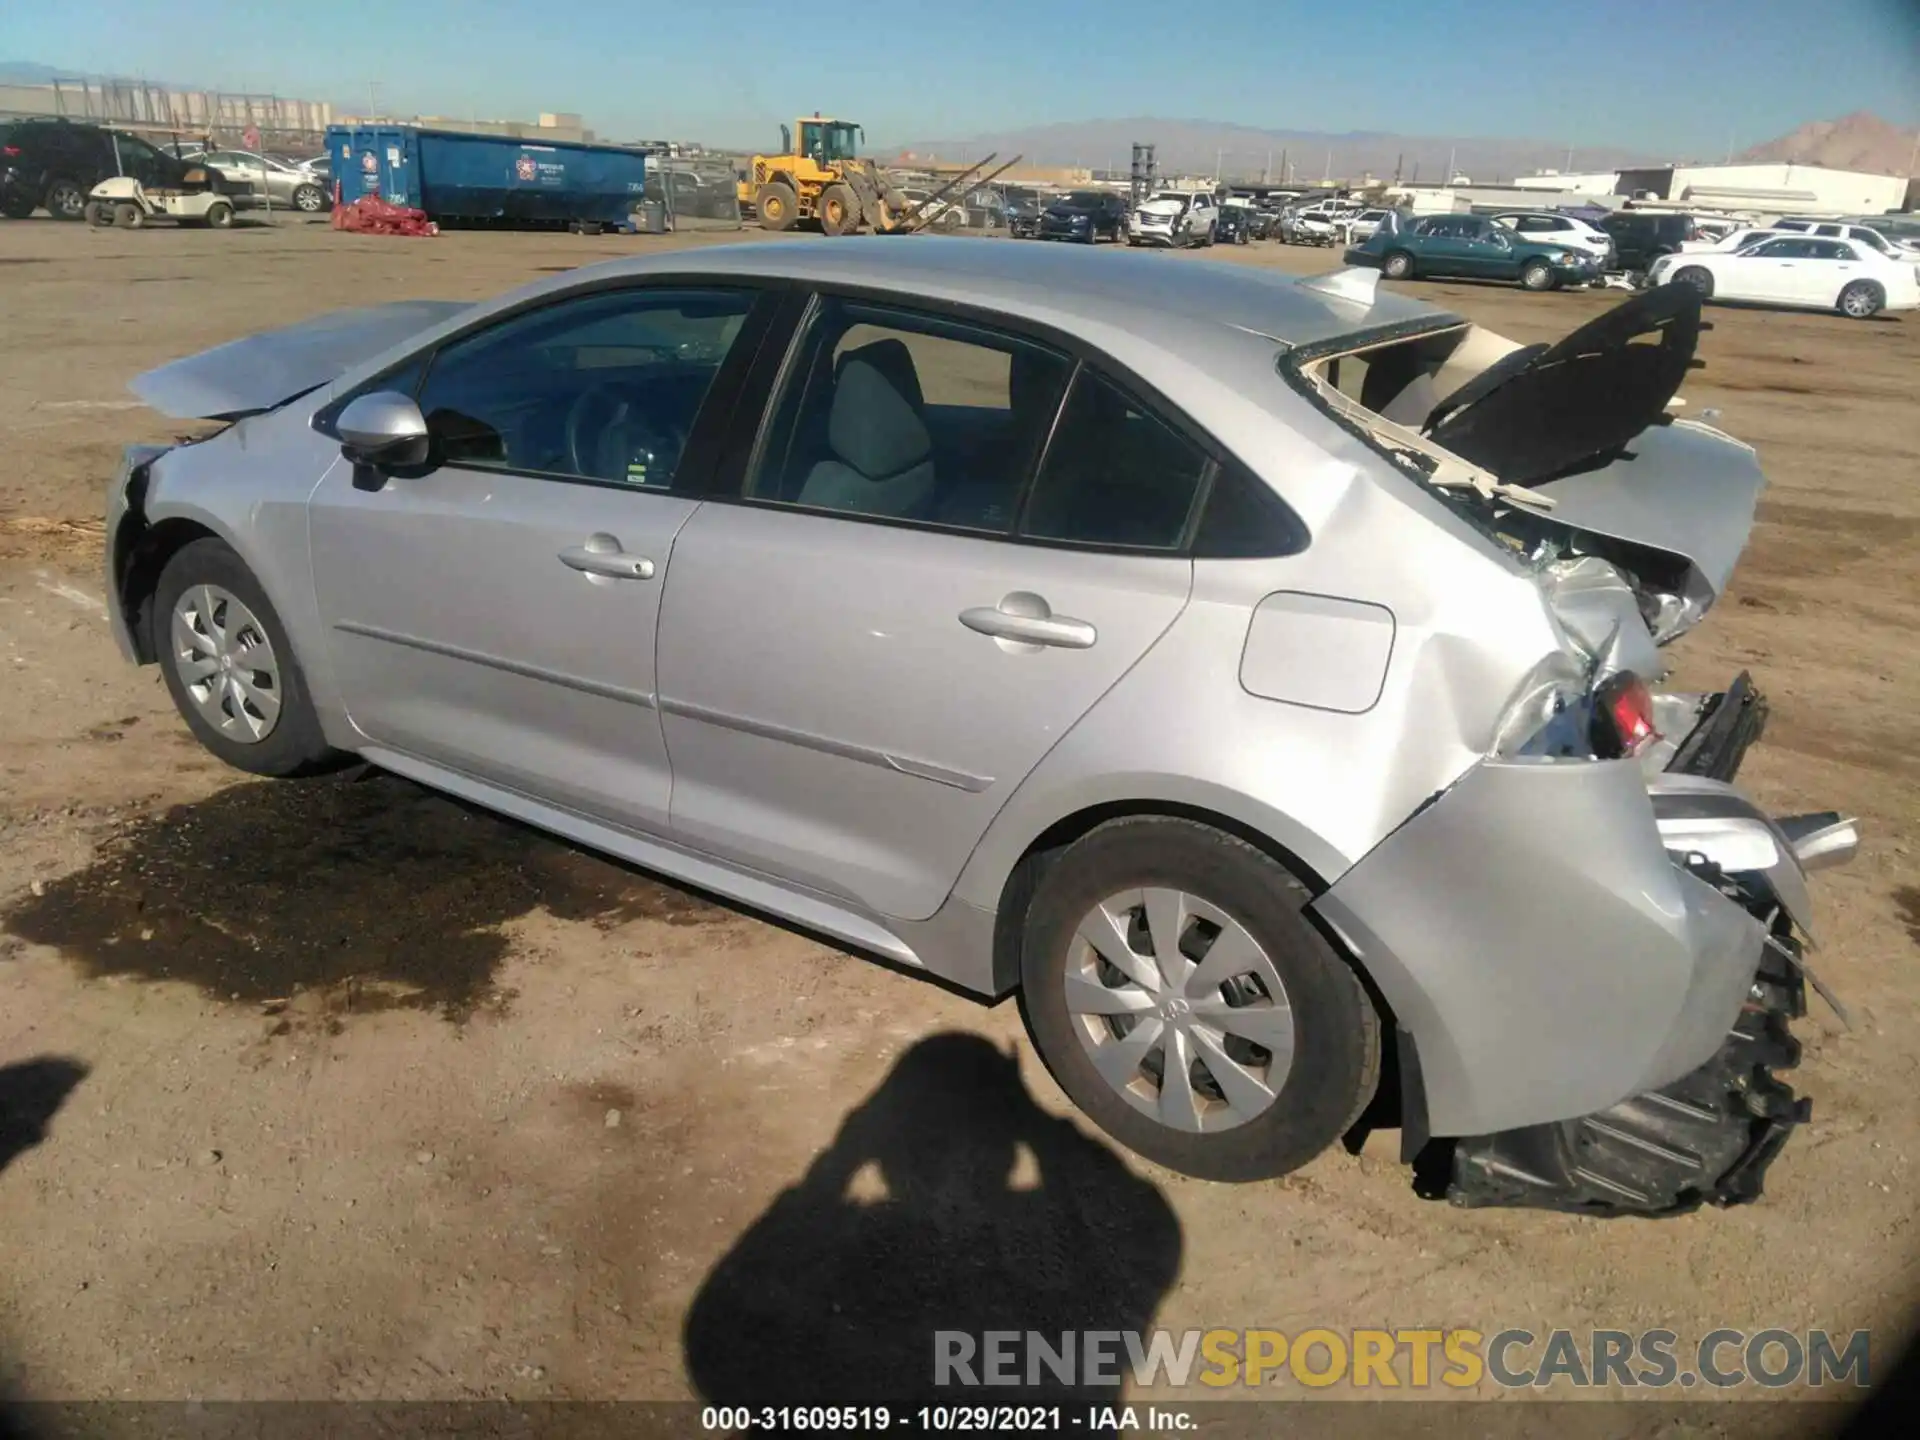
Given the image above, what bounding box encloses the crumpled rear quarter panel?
[1313,755,1766,1137]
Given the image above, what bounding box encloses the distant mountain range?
[1737,111,1919,176]
[890,118,1662,183]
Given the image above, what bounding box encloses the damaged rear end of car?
[1286,278,1858,1216]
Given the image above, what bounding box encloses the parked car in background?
[2,117,236,220]
[1214,202,1253,244]
[1004,190,1045,239]
[1771,217,1920,259]
[1488,210,1614,266]
[896,188,966,232]
[1679,226,1792,254]
[198,149,330,213]
[1129,190,1216,247]
[1341,208,1392,244]
[1039,189,1130,243]
[107,244,1853,1215]
[1650,235,1918,318]
[1280,196,1360,246]
[1600,211,1702,272]
[1349,213,1601,290]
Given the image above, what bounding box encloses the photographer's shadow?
[683,1031,1182,1408]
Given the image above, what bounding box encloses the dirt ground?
[1,214,1916,1428]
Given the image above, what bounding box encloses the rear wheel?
[1520,259,1557,291]
[203,201,233,229]
[1671,265,1715,298]
[1018,817,1380,1182]
[1382,249,1415,279]
[1,195,35,219]
[1838,280,1884,319]
[818,183,858,236]
[44,177,87,221]
[154,538,342,778]
[756,180,798,232]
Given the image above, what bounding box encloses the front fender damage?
[1311,752,1837,1215]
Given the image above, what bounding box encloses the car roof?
[573,237,1447,347]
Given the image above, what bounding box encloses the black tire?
[818,183,858,236]
[1520,259,1557,291]
[1018,817,1381,1182]
[1,195,35,220]
[43,177,87,220]
[112,202,144,230]
[1838,280,1884,319]
[83,200,111,228]
[1672,265,1714,298]
[756,179,798,232]
[291,183,325,213]
[153,538,343,778]
[1382,249,1415,280]
[203,201,233,229]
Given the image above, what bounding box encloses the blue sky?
[6,0,1917,153]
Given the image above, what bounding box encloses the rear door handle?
[560,541,654,580]
[960,595,1096,649]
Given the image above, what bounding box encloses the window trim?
[701,281,1307,559]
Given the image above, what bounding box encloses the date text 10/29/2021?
[700,1407,1194,1432]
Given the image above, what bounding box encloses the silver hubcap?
[1065,888,1295,1133]
[1844,288,1872,315]
[171,584,282,743]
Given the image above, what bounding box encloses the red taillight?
[1593,671,1660,757]
[1,145,21,157]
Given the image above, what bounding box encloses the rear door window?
[744,297,1072,532]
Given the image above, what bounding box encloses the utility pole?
[1263,148,1271,183]
[1215,148,1223,182]
[368,80,383,120]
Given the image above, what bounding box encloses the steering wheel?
[563,383,685,485]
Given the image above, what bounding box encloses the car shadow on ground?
[0,771,729,1023]
[0,1057,86,1179]
[683,1031,1182,1408]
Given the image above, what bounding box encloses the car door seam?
[332,620,657,709]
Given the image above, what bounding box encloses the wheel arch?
[962,781,1352,996]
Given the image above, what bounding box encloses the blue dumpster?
[324,125,647,230]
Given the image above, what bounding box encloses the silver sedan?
[197,149,330,212]
[103,240,1856,1215]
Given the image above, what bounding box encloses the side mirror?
[337,391,429,467]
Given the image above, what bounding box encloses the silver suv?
[104,241,1856,1215]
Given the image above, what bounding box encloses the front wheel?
[1520,259,1557,291]
[755,180,797,232]
[113,202,145,230]
[818,183,858,236]
[291,184,326,213]
[1018,817,1380,1182]
[1838,280,1884,319]
[84,200,111,228]
[154,538,343,777]
[1671,265,1714,298]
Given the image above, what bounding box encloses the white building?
[1512,170,1625,195]
[1512,162,1909,215]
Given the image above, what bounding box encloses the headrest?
[836,337,924,411]
[828,359,932,480]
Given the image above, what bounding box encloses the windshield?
[799,121,859,162]
[1064,191,1105,207]
[1150,192,1184,205]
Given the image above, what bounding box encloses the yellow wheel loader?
[737,115,1013,236]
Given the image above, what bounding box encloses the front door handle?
[960,593,1096,650]
[560,541,654,580]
